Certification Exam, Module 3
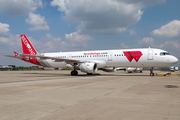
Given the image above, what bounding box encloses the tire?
[150,73,154,76]
[71,71,75,76]
[71,71,78,76]
[75,71,78,76]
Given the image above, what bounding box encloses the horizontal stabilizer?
[4,55,24,60]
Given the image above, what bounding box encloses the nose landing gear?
[150,67,154,76]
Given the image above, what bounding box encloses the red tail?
[14,51,18,57]
[21,34,37,55]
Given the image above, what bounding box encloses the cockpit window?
[160,52,170,56]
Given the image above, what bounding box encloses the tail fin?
[21,34,37,55]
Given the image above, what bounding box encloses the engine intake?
[79,63,97,74]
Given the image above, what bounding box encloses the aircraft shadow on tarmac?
[165,85,179,88]
[23,72,150,77]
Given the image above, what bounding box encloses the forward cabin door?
[68,54,72,59]
[108,52,113,61]
[147,49,153,60]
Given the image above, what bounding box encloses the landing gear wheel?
[149,67,154,76]
[71,71,74,76]
[140,71,142,73]
[150,73,154,76]
[71,70,78,76]
[75,71,78,75]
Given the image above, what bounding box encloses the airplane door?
[147,49,153,60]
[108,52,113,61]
[68,54,72,59]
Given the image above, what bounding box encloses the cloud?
[120,43,129,49]
[51,0,164,35]
[120,0,165,6]
[42,34,64,52]
[138,37,154,46]
[138,37,180,53]
[0,34,21,53]
[158,41,180,51]
[65,32,94,47]
[43,32,93,52]
[28,25,49,31]
[151,20,180,37]
[0,23,21,54]
[25,12,49,31]
[129,29,136,35]
[0,22,10,36]
[0,22,93,54]
[0,0,43,15]
[26,12,46,26]
[28,33,94,52]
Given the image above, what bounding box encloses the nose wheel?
[150,67,154,76]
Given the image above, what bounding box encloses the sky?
[0,0,180,66]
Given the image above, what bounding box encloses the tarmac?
[0,70,180,120]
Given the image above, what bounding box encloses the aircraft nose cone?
[172,56,178,64]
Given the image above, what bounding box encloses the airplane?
[4,34,178,76]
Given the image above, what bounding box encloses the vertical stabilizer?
[21,34,37,55]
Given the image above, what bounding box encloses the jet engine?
[79,62,98,74]
[100,67,116,72]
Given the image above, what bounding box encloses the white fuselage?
[37,48,178,68]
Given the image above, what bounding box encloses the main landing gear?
[71,70,78,76]
[71,66,78,76]
[150,67,154,76]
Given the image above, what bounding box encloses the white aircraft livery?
[5,34,178,76]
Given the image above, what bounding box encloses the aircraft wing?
[4,55,24,60]
[20,54,82,63]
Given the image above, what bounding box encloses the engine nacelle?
[101,67,116,72]
[79,63,97,73]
